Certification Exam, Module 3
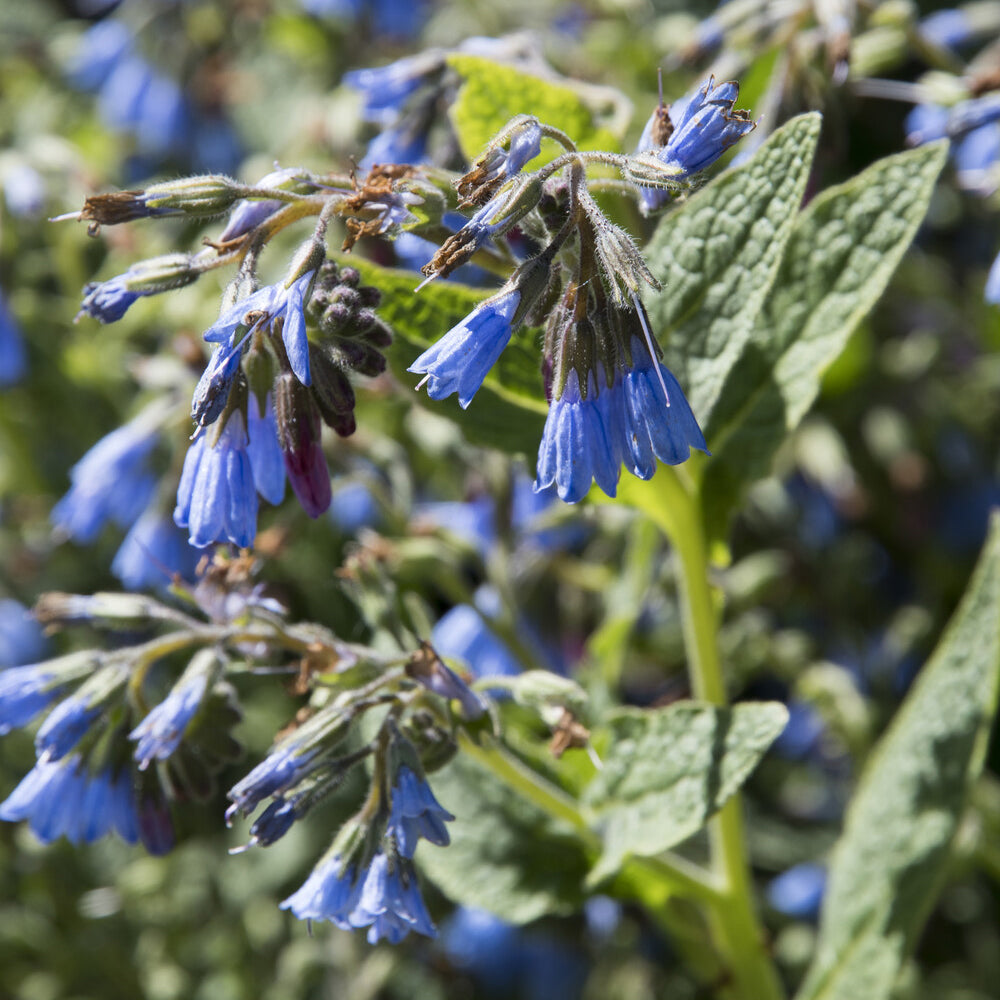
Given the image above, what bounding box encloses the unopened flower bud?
[275,373,332,518]
[191,346,243,428]
[310,346,357,424]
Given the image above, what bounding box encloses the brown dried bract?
[548,707,591,758]
[341,163,415,252]
[420,229,477,281]
[79,190,147,232]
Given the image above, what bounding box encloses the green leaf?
[644,113,822,429]
[341,255,546,454]
[417,749,591,924]
[699,141,948,542]
[446,54,625,165]
[582,701,788,885]
[795,513,1000,1000]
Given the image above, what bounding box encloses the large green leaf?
[582,701,788,885]
[417,748,591,924]
[342,256,546,454]
[795,514,1000,1000]
[446,54,625,165]
[699,141,948,542]
[644,113,822,428]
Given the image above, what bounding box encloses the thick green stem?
[646,469,785,1000]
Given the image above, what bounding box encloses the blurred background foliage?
[1,0,1000,998]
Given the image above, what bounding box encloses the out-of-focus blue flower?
[3,162,45,218]
[345,52,434,126]
[986,248,1000,304]
[442,907,521,990]
[301,0,427,37]
[637,77,755,212]
[0,600,48,668]
[409,287,520,408]
[359,124,429,172]
[174,412,259,549]
[204,271,316,386]
[329,481,381,533]
[0,755,139,846]
[112,508,200,590]
[413,496,496,556]
[920,9,974,49]
[386,765,453,857]
[65,20,133,92]
[0,665,63,735]
[772,701,825,760]
[766,862,827,920]
[190,114,243,175]
[584,895,622,940]
[431,602,522,681]
[130,668,209,769]
[247,392,285,505]
[0,290,27,386]
[52,417,158,543]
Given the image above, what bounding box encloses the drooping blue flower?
[130,668,209,769]
[0,665,62,735]
[0,755,139,846]
[637,77,755,212]
[0,599,47,668]
[174,412,259,548]
[0,290,27,386]
[766,862,827,920]
[350,850,438,943]
[536,338,707,503]
[226,745,316,823]
[280,852,363,926]
[203,272,316,386]
[247,392,286,505]
[386,765,453,858]
[409,287,521,408]
[191,342,243,429]
[35,689,103,762]
[111,508,201,590]
[52,417,159,543]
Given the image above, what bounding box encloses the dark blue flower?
[130,668,209,769]
[204,272,316,386]
[409,287,520,408]
[111,508,201,590]
[386,765,453,857]
[0,665,62,735]
[191,343,243,429]
[247,392,286,505]
[0,599,47,668]
[174,412,259,548]
[77,273,141,323]
[766,863,827,920]
[0,755,139,846]
[52,417,159,543]
[0,290,26,386]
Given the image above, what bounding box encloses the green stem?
[456,731,721,905]
[648,469,785,1000]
